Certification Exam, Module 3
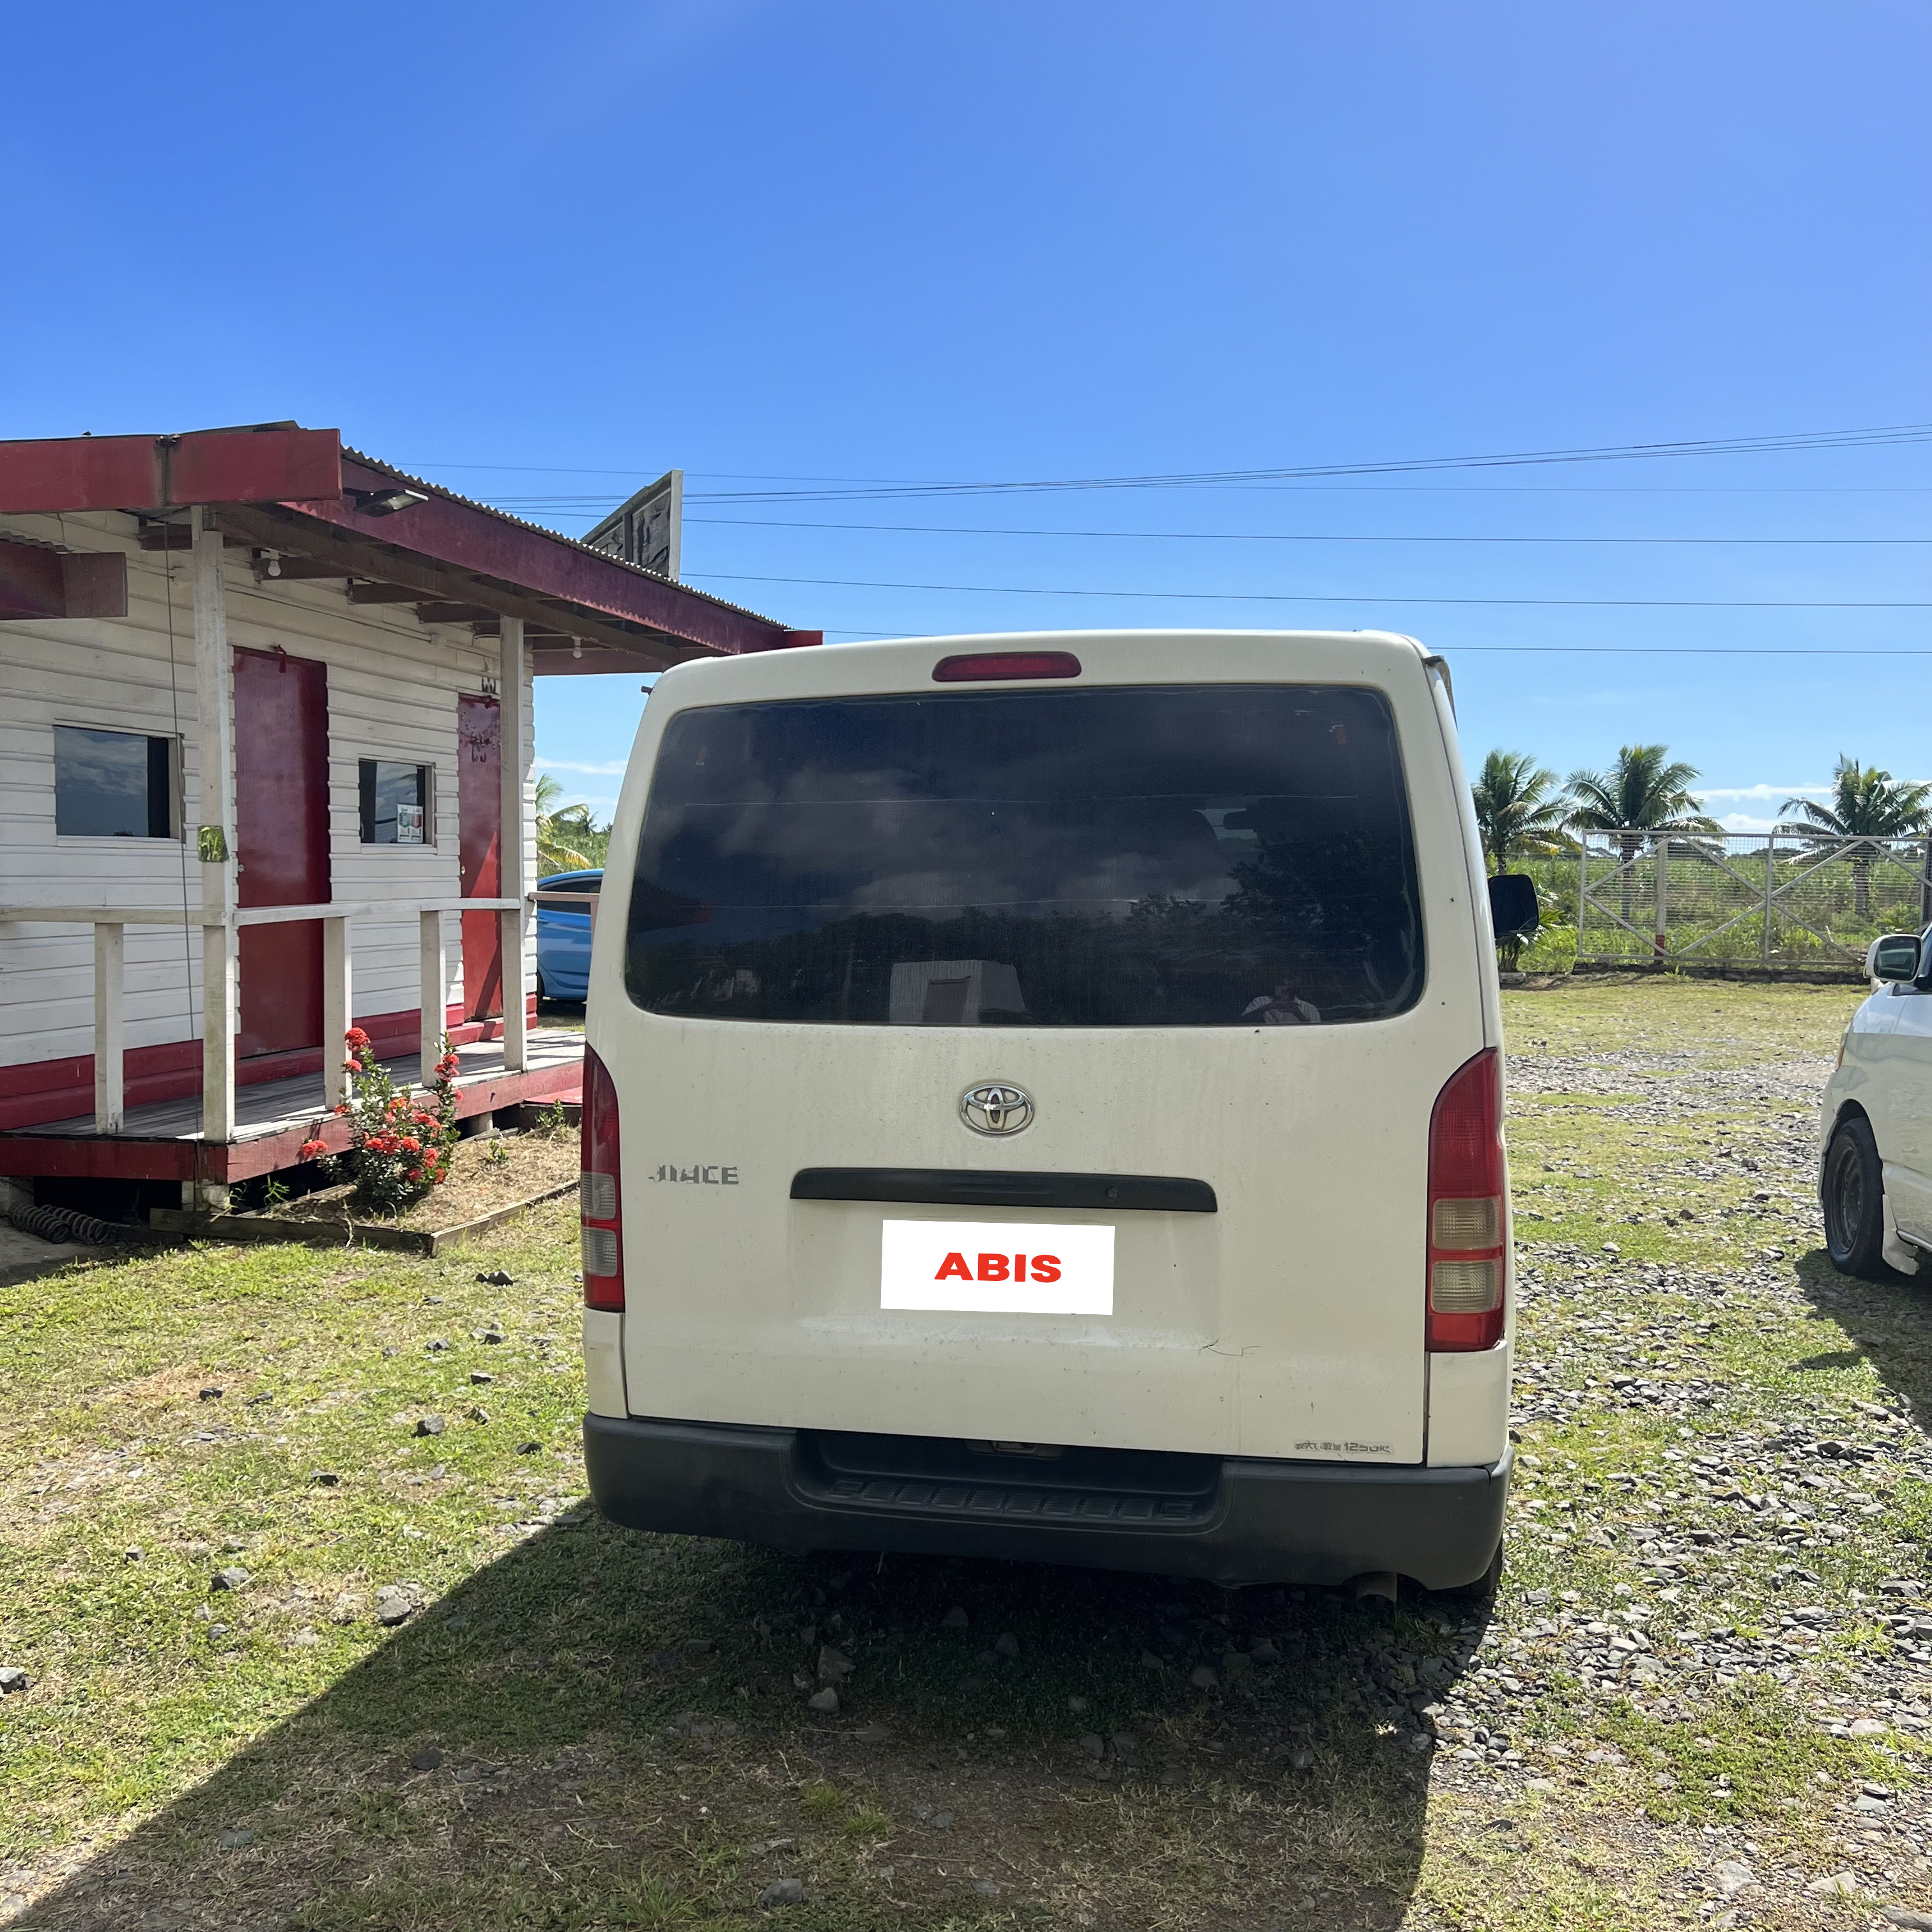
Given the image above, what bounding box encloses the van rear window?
[623,685,1423,1027]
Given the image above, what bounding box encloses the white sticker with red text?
[880,1220,1115,1315]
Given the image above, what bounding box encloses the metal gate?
[1566,832,1932,970]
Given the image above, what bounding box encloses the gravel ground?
[1434,989,1932,1928]
[3,977,1930,1931]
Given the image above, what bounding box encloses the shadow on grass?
[1796,1246,1932,1430]
[18,1508,1490,1932]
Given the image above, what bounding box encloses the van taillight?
[1426,1047,1505,1351]
[581,1044,623,1311]
[932,651,1082,682]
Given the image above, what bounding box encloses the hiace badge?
[880,1220,1115,1315]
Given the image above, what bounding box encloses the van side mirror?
[1869,932,1926,985]
[1487,872,1540,940]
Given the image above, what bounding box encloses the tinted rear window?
[624,685,1423,1027]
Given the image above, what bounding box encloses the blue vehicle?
[535,869,602,1003]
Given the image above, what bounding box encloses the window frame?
[52,723,183,842]
[356,758,437,847]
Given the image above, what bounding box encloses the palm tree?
[1565,744,1723,929]
[1781,755,1931,921]
[535,773,599,876]
[1471,750,1569,875]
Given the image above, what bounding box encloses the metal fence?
[1512,832,1932,972]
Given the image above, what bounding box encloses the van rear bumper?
[583,1413,1510,1590]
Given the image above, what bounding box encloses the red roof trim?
[0,425,796,656]
[280,454,786,656]
[0,427,342,517]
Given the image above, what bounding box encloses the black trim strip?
[790,1168,1216,1213]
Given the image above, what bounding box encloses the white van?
[1819,925,1932,1280]
[579,630,1521,1591]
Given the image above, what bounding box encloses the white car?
[577,630,1537,1590]
[1820,926,1932,1280]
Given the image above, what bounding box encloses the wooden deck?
[0,1031,583,1184]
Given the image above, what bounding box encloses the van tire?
[1823,1116,1902,1282]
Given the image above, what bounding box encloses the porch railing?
[0,896,527,1138]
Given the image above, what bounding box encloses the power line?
[797,626,1932,656]
[684,569,1932,611]
[488,484,1932,513]
[1388,644,1932,654]
[681,422,1932,505]
[680,516,1931,548]
[400,418,1932,503]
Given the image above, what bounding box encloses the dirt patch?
[273,1131,578,1234]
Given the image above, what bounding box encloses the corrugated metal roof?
[342,447,786,631]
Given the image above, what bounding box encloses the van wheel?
[1823,1116,1900,1281]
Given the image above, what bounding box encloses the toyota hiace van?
[580,630,1521,1589]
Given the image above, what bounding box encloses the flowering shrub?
[306,1027,461,1216]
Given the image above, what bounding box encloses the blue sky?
[4,3,1926,832]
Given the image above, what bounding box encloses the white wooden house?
[0,424,809,1213]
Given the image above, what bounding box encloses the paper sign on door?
[880,1219,1115,1315]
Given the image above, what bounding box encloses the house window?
[54,726,179,838]
[359,760,433,844]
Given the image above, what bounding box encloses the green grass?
[3,974,1930,1929]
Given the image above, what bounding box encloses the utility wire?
[1377,644,1932,654]
[401,418,1932,500]
[489,484,1932,512]
[678,516,1930,547]
[806,630,1932,654]
[678,422,1932,505]
[685,569,1932,611]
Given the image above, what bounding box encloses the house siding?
[0,510,536,1121]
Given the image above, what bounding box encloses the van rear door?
[588,632,1493,1468]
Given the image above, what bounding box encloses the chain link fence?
[1509,833,1932,974]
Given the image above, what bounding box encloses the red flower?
[345,1058,363,1074]
[333,1103,351,1116]
[344,1027,371,1049]
[399,1136,420,1153]
[298,1138,328,1160]
[405,1169,423,1183]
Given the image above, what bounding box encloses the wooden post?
[321,916,352,1107]
[419,910,447,1089]
[499,615,528,1072]
[93,922,125,1133]
[193,511,237,1145]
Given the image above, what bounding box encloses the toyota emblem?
[961,1082,1034,1135]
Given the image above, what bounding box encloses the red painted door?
[457,694,503,1021]
[234,647,330,1060]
